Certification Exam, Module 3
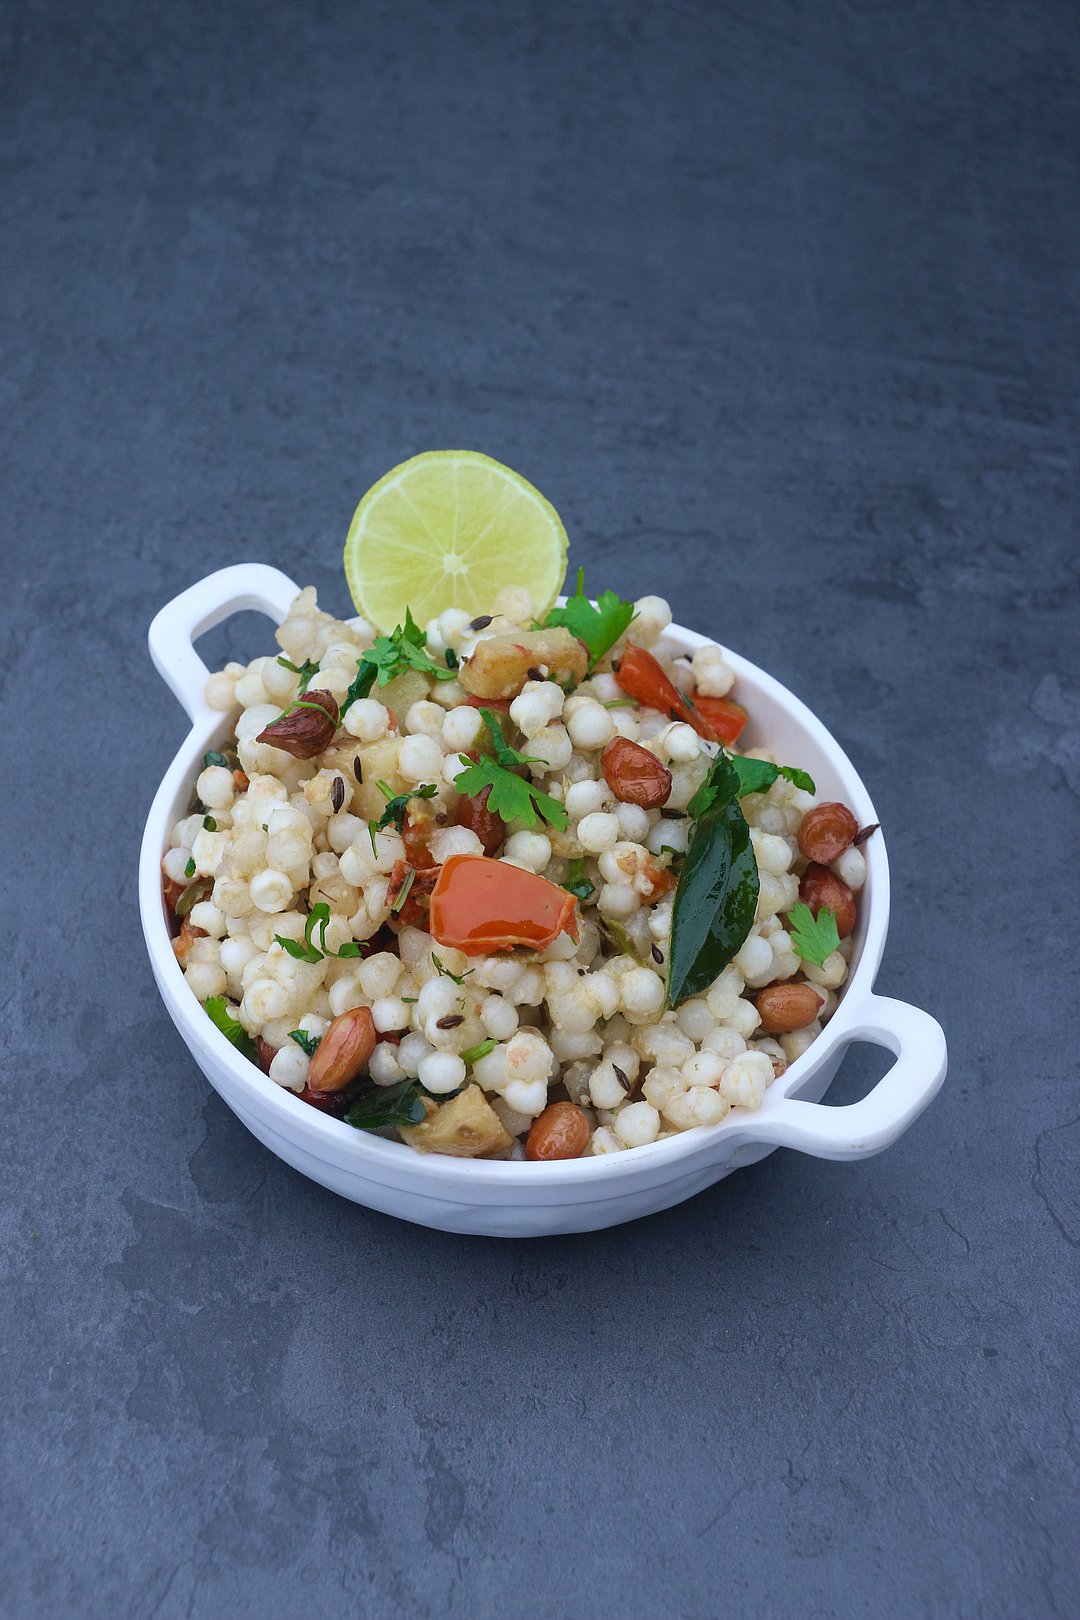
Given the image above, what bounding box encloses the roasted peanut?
[256,690,340,759]
[525,1101,591,1161]
[755,982,824,1032]
[798,863,857,938]
[524,1108,592,1159]
[600,737,672,809]
[162,874,185,915]
[307,1006,377,1093]
[172,917,206,966]
[255,1036,277,1074]
[797,802,858,865]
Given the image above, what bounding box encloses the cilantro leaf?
[184,856,196,878]
[368,781,439,847]
[276,656,320,693]
[545,568,636,668]
[358,610,457,689]
[477,707,527,769]
[728,756,816,798]
[288,1029,321,1057]
[454,708,569,830]
[690,755,817,816]
[204,996,257,1061]
[454,754,568,831]
[275,903,364,962]
[787,902,840,967]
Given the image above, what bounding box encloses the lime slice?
[344,451,569,631]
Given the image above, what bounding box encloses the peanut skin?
[525,1102,591,1161]
[307,1007,377,1093]
[797,802,858,865]
[755,982,824,1032]
[798,864,857,938]
[601,737,672,809]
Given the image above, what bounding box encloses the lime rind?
[344,451,569,631]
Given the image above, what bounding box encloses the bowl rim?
[140,598,888,1187]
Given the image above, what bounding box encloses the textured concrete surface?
[3,2,1079,1615]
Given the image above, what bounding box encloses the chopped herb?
[703,755,816,806]
[432,952,474,983]
[276,655,320,693]
[596,915,647,964]
[204,746,241,771]
[564,857,595,902]
[544,568,637,668]
[358,608,457,689]
[460,1037,498,1067]
[453,710,569,832]
[370,780,439,840]
[204,996,257,1061]
[602,698,637,709]
[340,658,377,718]
[202,815,217,831]
[787,902,840,968]
[288,1029,322,1057]
[174,876,213,917]
[275,903,364,963]
[444,647,459,670]
[401,996,418,1004]
[344,1079,426,1132]
[389,866,416,915]
[184,856,196,878]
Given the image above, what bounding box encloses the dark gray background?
[4,2,1078,1616]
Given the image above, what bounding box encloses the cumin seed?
[436,1014,464,1029]
[469,614,493,631]
[331,777,345,813]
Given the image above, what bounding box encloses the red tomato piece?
[402,813,439,871]
[386,860,438,928]
[428,854,579,955]
[614,644,717,743]
[690,694,748,746]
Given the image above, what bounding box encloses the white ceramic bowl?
[141,565,947,1236]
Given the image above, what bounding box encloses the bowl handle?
[729,994,947,1161]
[148,565,302,722]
